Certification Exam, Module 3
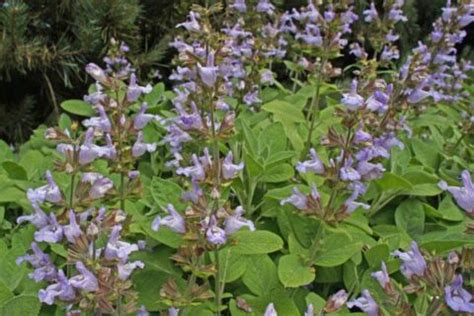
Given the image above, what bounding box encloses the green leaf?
[313,233,362,267]
[231,231,283,255]
[437,196,464,221]
[133,270,168,311]
[242,255,279,296]
[395,199,425,238]
[420,232,474,253]
[244,153,264,179]
[2,162,27,180]
[1,295,41,316]
[402,170,439,184]
[261,164,294,183]
[145,83,165,107]
[49,244,68,258]
[0,280,13,306]
[0,141,14,163]
[60,99,95,117]
[218,248,248,283]
[278,254,315,287]
[305,292,326,315]
[410,139,440,169]
[364,244,390,268]
[131,247,180,276]
[240,121,259,156]
[259,122,287,154]
[374,172,412,191]
[406,183,442,196]
[262,100,306,123]
[149,178,185,209]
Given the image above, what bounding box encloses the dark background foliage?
[0,0,472,144]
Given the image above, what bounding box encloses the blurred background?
[0,0,472,144]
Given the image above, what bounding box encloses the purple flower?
[117,261,144,280]
[27,171,62,206]
[304,304,313,316]
[256,0,275,15]
[324,6,335,22]
[127,74,152,102]
[363,3,378,22]
[137,306,149,316]
[230,0,247,12]
[341,7,359,33]
[81,172,114,199]
[295,24,323,46]
[182,180,203,203]
[205,215,227,245]
[357,161,385,181]
[134,103,161,129]
[438,170,474,214]
[103,134,117,159]
[176,154,206,181]
[385,30,400,42]
[197,53,218,87]
[407,86,430,104]
[347,290,379,316]
[38,270,75,305]
[132,132,157,157]
[85,63,108,84]
[17,204,49,228]
[34,213,64,243]
[371,261,390,289]
[243,89,262,105]
[349,43,367,59]
[343,188,370,214]
[177,11,200,32]
[105,226,139,262]
[168,308,180,316]
[366,88,391,113]
[459,10,474,27]
[69,261,99,292]
[326,289,348,311]
[224,206,255,234]
[381,46,400,61]
[17,242,57,282]
[389,8,407,23]
[222,151,244,180]
[163,124,192,149]
[444,274,474,313]
[151,204,186,234]
[64,210,82,243]
[281,187,308,210]
[264,303,277,316]
[78,128,100,165]
[392,241,427,279]
[354,129,373,143]
[296,148,325,174]
[82,105,111,133]
[341,80,364,110]
[340,158,361,182]
[177,102,203,131]
[261,70,274,84]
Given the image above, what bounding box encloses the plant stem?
[120,172,126,212]
[69,173,76,208]
[214,249,221,316]
[302,59,326,160]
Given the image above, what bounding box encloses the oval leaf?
[60,99,95,117]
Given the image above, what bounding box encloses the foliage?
[0,1,473,316]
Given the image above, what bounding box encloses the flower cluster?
[280,0,358,80]
[355,242,474,314]
[17,40,155,314]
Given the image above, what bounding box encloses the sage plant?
[16,40,157,315]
